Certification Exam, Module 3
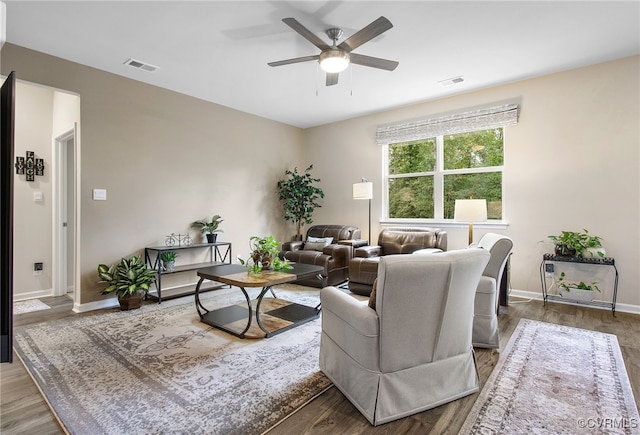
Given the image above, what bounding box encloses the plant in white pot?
[97,256,157,310]
[557,272,600,302]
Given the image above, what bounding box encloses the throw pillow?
[307,236,334,246]
[368,278,378,310]
[303,241,327,251]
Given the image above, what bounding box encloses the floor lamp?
[353,179,373,243]
[454,199,487,245]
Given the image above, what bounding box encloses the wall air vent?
[438,76,465,87]
[124,58,159,73]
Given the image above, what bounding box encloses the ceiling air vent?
[438,76,464,87]
[124,58,159,73]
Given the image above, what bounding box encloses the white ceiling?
[4,1,639,128]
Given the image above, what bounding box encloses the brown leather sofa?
[348,227,447,295]
[280,225,361,288]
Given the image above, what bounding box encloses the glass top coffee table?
[194,263,324,339]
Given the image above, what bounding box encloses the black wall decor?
[15,151,44,181]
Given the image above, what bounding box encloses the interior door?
[1,72,16,363]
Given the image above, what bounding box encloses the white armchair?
[319,249,490,426]
[472,233,513,348]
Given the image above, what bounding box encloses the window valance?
[375,103,519,146]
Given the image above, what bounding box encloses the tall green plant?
[277,165,325,240]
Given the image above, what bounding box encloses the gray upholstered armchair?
[320,249,490,426]
[280,224,361,287]
[472,233,513,348]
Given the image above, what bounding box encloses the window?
[385,127,505,221]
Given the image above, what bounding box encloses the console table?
[540,253,618,314]
[145,242,231,303]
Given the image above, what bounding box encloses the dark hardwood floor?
[1,294,639,434]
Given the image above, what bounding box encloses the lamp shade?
[353,182,373,200]
[454,199,487,222]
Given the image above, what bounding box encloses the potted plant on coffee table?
[238,235,292,273]
[97,255,157,310]
[191,214,223,243]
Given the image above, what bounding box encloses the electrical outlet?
[545,263,554,276]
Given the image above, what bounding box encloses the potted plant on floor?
[97,256,157,310]
[160,251,178,272]
[192,214,223,243]
[277,165,324,241]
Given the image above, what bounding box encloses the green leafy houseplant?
[160,251,178,262]
[277,165,325,240]
[547,229,604,258]
[237,235,292,273]
[97,256,157,310]
[192,214,224,243]
[557,272,600,295]
[160,251,178,272]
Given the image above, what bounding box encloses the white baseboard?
[14,288,54,301]
[508,289,640,315]
[73,297,119,313]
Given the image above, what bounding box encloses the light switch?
[33,191,43,202]
[93,189,107,201]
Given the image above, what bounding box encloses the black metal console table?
[540,253,618,314]
[145,242,232,303]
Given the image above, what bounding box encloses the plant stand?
[540,254,618,315]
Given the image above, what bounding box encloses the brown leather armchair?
[348,227,447,295]
[280,225,361,288]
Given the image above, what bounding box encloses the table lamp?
[353,179,373,243]
[454,199,487,245]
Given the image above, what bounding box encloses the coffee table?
[194,263,324,338]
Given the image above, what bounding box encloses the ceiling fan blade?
[338,16,393,52]
[349,53,399,71]
[282,17,331,51]
[326,72,339,86]
[268,55,319,67]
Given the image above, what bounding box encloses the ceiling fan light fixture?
[319,49,350,73]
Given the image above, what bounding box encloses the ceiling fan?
[268,16,399,86]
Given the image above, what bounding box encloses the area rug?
[13,285,331,435]
[13,298,51,314]
[460,319,640,434]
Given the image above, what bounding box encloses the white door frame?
[52,124,79,300]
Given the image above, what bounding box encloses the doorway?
[53,126,77,301]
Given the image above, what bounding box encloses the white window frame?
[382,133,508,229]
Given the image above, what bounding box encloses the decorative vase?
[582,246,606,259]
[554,244,576,257]
[162,260,175,272]
[118,290,145,311]
[206,233,217,243]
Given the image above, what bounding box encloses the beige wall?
[2,44,304,307]
[13,81,54,298]
[304,56,640,309]
[2,43,638,311]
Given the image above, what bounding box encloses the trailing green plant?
[97,256,157,298]
[191,214,224,234]
[160,251,178,262]
[557,271,600,295]
[547,229,604,257]
[277,165,325,240]
[237,235,292,272]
